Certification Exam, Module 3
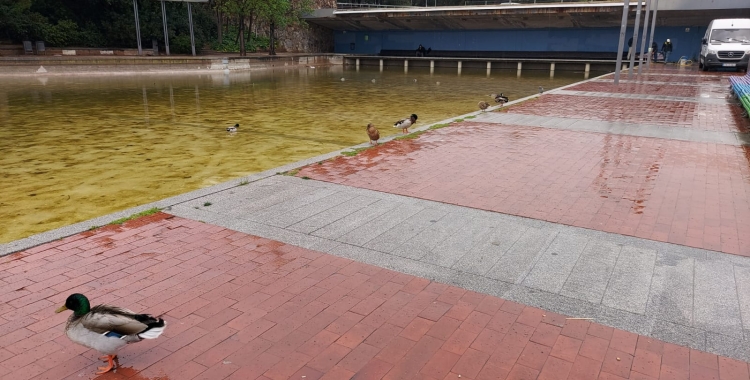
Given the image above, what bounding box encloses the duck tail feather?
[138,318,167,339]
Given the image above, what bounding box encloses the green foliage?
[211,25,268,53]
[109,207,160,225]
[0,0,215,50]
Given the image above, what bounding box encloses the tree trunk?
[246,11,253,51]
[269,21,276,55]
[216,10,222,43]
[238,14,245,56]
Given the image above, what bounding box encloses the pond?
[0,65,598,243]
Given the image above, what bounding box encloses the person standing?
[661,39,673,63]
[651,41,659,62]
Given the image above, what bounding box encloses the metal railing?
[336,0,620,9]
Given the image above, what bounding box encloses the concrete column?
[132,0,142,55]
[628,0,643,79]
[637,0,651,76]
[614,0,630,84]
[486,61,491,77]
[379,59,383,72]
[517,62,522,71]
[187,2,196,56]
[356,58,360,72]
[584,63,591,79]
[457,61,462,75]
[430,60,434,74]
[404,59,408,73]
[550,62,555,77]
[160,0,170,55]
[647,0,659,67]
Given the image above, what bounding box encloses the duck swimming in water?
[56,293,166,375]
[226,123,239,132]
[394,114,418,134]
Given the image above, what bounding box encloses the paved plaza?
[2,65,750,379]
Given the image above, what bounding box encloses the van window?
[710,28,750,43]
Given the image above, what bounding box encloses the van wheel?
[698,61,703,69]
[701,63,709,71]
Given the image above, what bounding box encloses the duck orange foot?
[96,355,117,375]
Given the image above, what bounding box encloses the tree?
[222,0,260,56]
[257,0,311,55]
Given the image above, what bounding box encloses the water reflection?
[0,66,593,242]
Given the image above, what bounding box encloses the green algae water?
[0,65,593,243]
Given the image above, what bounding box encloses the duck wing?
[81,305,154,336]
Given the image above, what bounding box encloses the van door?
[701,21,711,60]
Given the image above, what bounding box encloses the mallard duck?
[394,114,418,134]
[226,123,239,132]
[366,123,380,145]
[478,101,490,112]
[491,93,509,104]
[55,293,166,375]
[539,86,544,94]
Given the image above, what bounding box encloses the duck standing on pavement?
[394,114,418,134]
[55,293,167,375]
[366,123,380,145]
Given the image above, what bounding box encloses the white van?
[699,18,750,72]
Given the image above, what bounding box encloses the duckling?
[394,114,418,134]
[226,123,239,132]
[478,101,490,112]
[56,293,166,375]
[366,123,380,145]
[491,93,509,104]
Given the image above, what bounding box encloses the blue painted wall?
[334,26,707,61]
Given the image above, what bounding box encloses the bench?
[729,72,750,116]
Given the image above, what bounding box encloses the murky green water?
[0,65,595,242]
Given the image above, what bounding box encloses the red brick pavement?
[298,123,750,256]
[600,72,734,83]
[502,95,750,133]
[1,214,748,380]
[567,82,701,98]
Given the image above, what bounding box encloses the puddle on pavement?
[0,65,597,242]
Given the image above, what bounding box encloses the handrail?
[336,0,622,10]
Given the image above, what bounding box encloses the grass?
[203,202,212,207]
[109,207,160,225]
[428,123,450,130]
[87,225,99,231]
[281,168,300,176]
[239,180,249,186]
[464,115,477,119]
[453,118,465,123]
[394,130,427,140]
[301,176,310,180]
[341,147,372,157]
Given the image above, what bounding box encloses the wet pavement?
[297,66,750,256]
[1,214,749,380]
[3,65,750,379]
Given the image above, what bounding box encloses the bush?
[211,25,270,53]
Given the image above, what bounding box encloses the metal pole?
[637,0,650,76]
[161,0,170,55]
[628,0,642,79]
[188,2,196,56]
[647,0,658,67]
[133,0,142,55]
[614,0,630,85]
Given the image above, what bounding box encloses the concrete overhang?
[306,1,750,31]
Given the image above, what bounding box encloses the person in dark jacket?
[651,41,659,61]
[661,39,673,63]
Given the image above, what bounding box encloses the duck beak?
[55,305,68,313]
